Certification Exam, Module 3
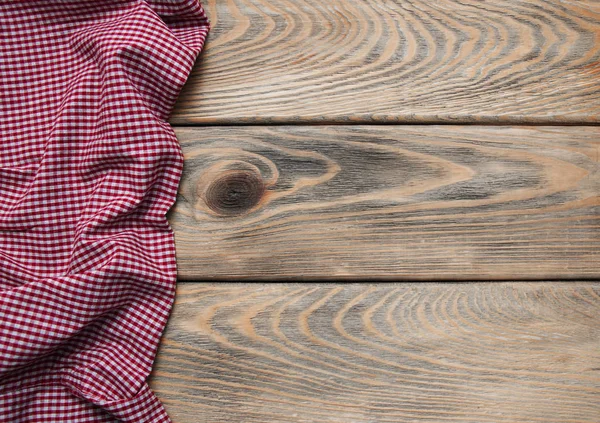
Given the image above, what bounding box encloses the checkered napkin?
[0,1,208,421]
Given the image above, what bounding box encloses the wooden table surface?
[154,1,600,421]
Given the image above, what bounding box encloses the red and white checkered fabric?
[0,1,209,421]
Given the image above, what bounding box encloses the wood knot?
[203,170,265,216]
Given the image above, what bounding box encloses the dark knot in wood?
[204,170,265,216]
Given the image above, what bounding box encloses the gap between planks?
[169,122,600,128]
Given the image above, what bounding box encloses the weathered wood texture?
[150,282,600,423]
[170,126,599,280]
[170,0,600,124]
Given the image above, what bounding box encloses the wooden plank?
[150,282,600,423]
[170,0,600,124]
[170,126,599,280]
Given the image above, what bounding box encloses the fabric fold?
[0,1,209,421]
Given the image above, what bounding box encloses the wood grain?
[170,126,599,280]
[150,282,600,423]
[170,0,600,124]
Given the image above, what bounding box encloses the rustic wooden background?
[152,283,599,423]
[154,0,600,421]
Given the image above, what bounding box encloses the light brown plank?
[151,282,600,423]
[170,0,600,124]
[170,126,599,280]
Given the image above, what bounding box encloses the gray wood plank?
[151,282,600,423]
[170,126,599,280]
[170,0,600,124]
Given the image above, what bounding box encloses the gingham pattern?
[0,1,209,421]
